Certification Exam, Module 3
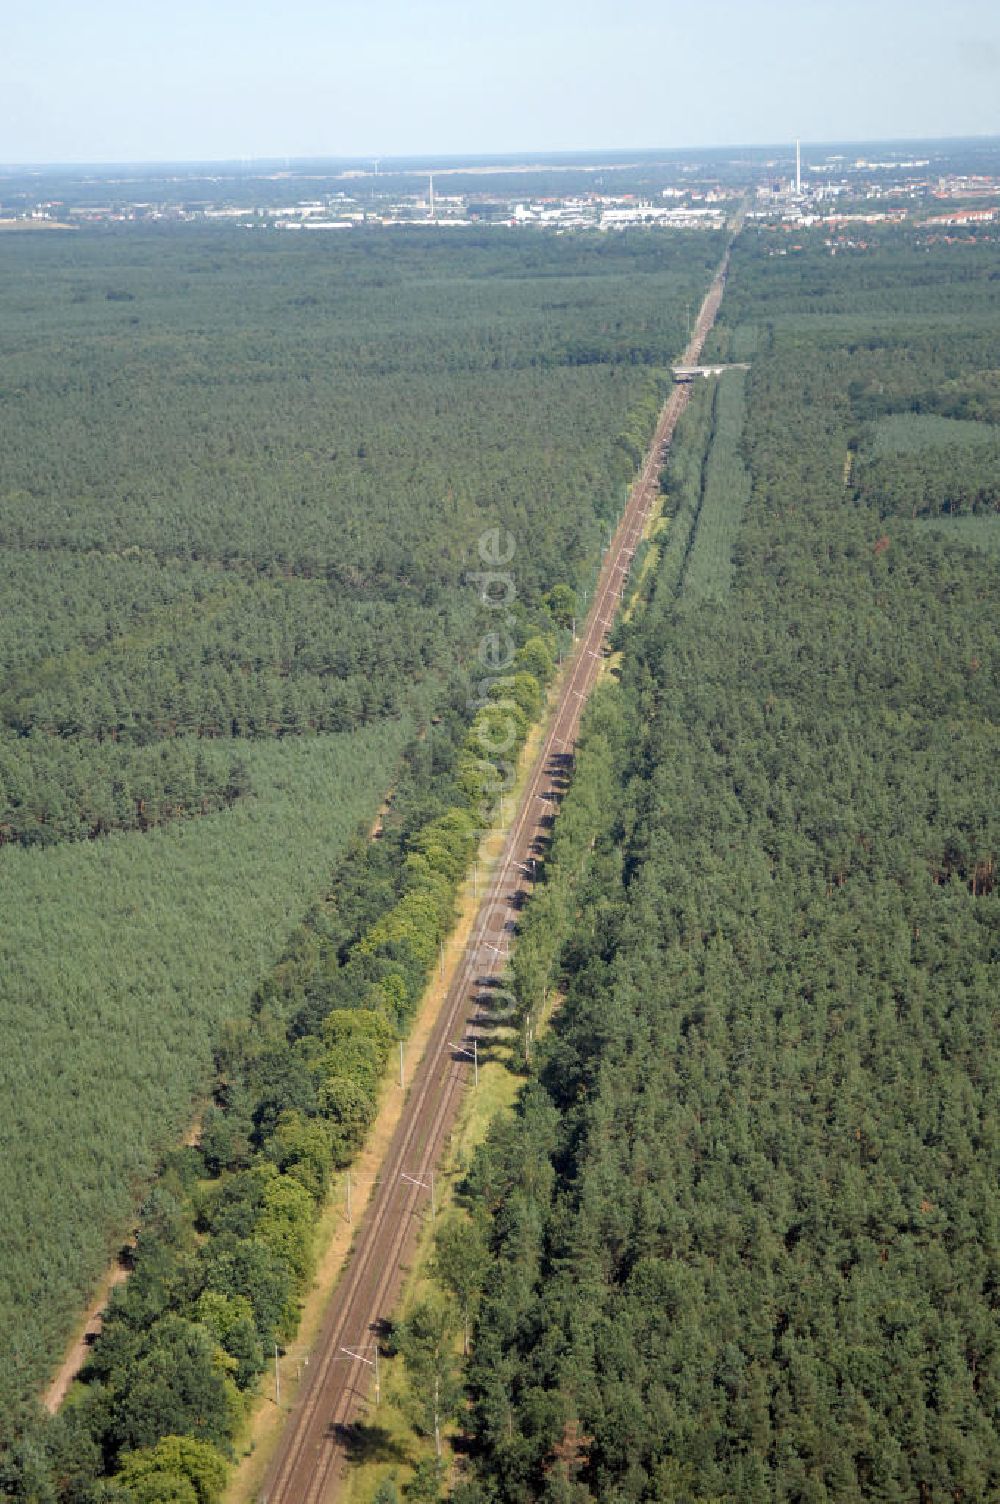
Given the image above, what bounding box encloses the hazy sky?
[4,0,999,164]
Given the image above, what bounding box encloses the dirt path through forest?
[42,1118,202,1413]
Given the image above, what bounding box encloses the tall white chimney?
[796,139,801,195]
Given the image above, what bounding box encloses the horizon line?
[3,131,999,175]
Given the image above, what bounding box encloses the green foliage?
[0,727,405,1419]
[652,377,715,592]
[918,365,1000,423]
[0,732,251,849]
[855,413,1000,517]
[373,1481,403,1504]
[404,1457,446,1502]
[508,686,621,1059]
[514,635,555,684]
[407,808,479,887]
[321,1009,396,1093]
[871,411,1000,456]
[116,1436,229,1504]
[0,224,718,1489]
[463,225,1000,1503]
[915,513,1000,552]
[495,671,543,723]
[192,1292,265,1389]
[729,321,760,362]
[432,1212,490,1353]
[109,1317,240,1454]
[257,1172,316,1288]
[261,1111,334,1200]
[122,1476,198,1504]
[543,584,578,629]
[199,1237,291,1348]
[395,1298,463,1459]
[679,369,751,602]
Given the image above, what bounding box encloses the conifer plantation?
[456,225,999,1504]
[0,224,720,1437]
[3,206,998,1504]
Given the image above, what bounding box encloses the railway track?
[259,237,735,1504]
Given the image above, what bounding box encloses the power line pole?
[449,1036,479,1086]
[401,1169,435,1219]
[339,1344,379,1405]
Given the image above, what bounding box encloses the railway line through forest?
[259,230,738,1504]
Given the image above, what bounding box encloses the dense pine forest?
[4,210,998,1504]
[451,226,999,1503]
[0,229,716,846]
[0,223,722,1493]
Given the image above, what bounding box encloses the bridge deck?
[672,362,750,381]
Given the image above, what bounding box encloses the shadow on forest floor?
[333,1420,411,1467]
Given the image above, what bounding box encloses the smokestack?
[795,139,801,195]
[429,172,435,219]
